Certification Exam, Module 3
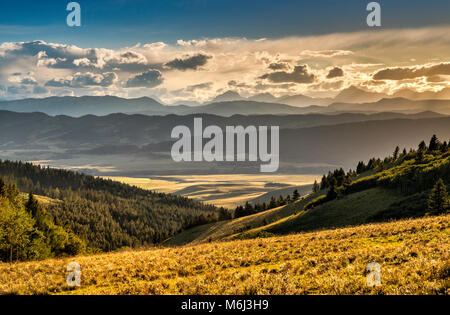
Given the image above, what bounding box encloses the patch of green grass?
[243,188,406,237]
[164,195,319,246]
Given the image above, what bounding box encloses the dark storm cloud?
[259,65,315,84]
[20,78,38,85]
[327,67,344,79]
[165,54,212,71]
[373,62,450,80]
[45,72,117,88]
[125,70,164,88]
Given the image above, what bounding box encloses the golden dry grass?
[102,174,319,208]
[0,215,448,295]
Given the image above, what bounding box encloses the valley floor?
[0,215,448,295]
[102,174,318,209]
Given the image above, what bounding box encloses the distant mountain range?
[210,86,450,106]
[1,86,450,117]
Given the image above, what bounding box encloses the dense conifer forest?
[0,161,219,258]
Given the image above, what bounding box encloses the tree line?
[234,189,303,219]
[307,135,450,215]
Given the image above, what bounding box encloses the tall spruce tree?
[293,189,300,201]
[429,135,439,151]
[428,179,449,215]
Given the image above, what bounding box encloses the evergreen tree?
[313,180,320,193]
[356,161,365,174]
[277,196,285,207]
[429,135,439,151]
[320,175,328,190]
[0,177,6,196]
[417,149,425,162]
[326,178,338,201]
[218,208,232,221]
[269,197,277,209]
[25,193,41,218]
[427,179,449,215]
[393,146,400,160]
[285,195,291,204]
[292,189,300,201]
[418,140,427,152]
[244,202,254,216]
[234,206,244,218]
[0,192,48,262]
[441,141,448,153]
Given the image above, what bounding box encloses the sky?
[0,0,449,103]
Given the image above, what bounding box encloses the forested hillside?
[0,179,85,262]
[0,160,219,253]
[170,136,450,245]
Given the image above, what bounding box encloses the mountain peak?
[335,86,386,104]
[248,93,278,103]
[211,91,244,103]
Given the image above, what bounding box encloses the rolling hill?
[166,138,450,245]
[1,110,449,176]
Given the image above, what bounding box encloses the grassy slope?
[1,215,448,295]
[164,195,317,246]
[165,186,403,244]
[171,150,449,244]
[238,187,404,238]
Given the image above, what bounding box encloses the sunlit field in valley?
[103,174,320,208]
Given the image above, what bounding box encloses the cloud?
[33,86,48,94]
[268,62,290,70]
[0,40,154,73]
[300,50,354,58]
[327,67,344,79]
[8,73,38,85]
[165,54,212,71]
[7,85,28,95]
[45,72,117,88]
[186,82,213,92]
[373,62,450,80]
[125,70,163,88]
[260,65,315,84]
[20,77,38,85]
[1,26,450,101]
[427,75,450,83]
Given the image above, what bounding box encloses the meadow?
[1,215,448,295]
